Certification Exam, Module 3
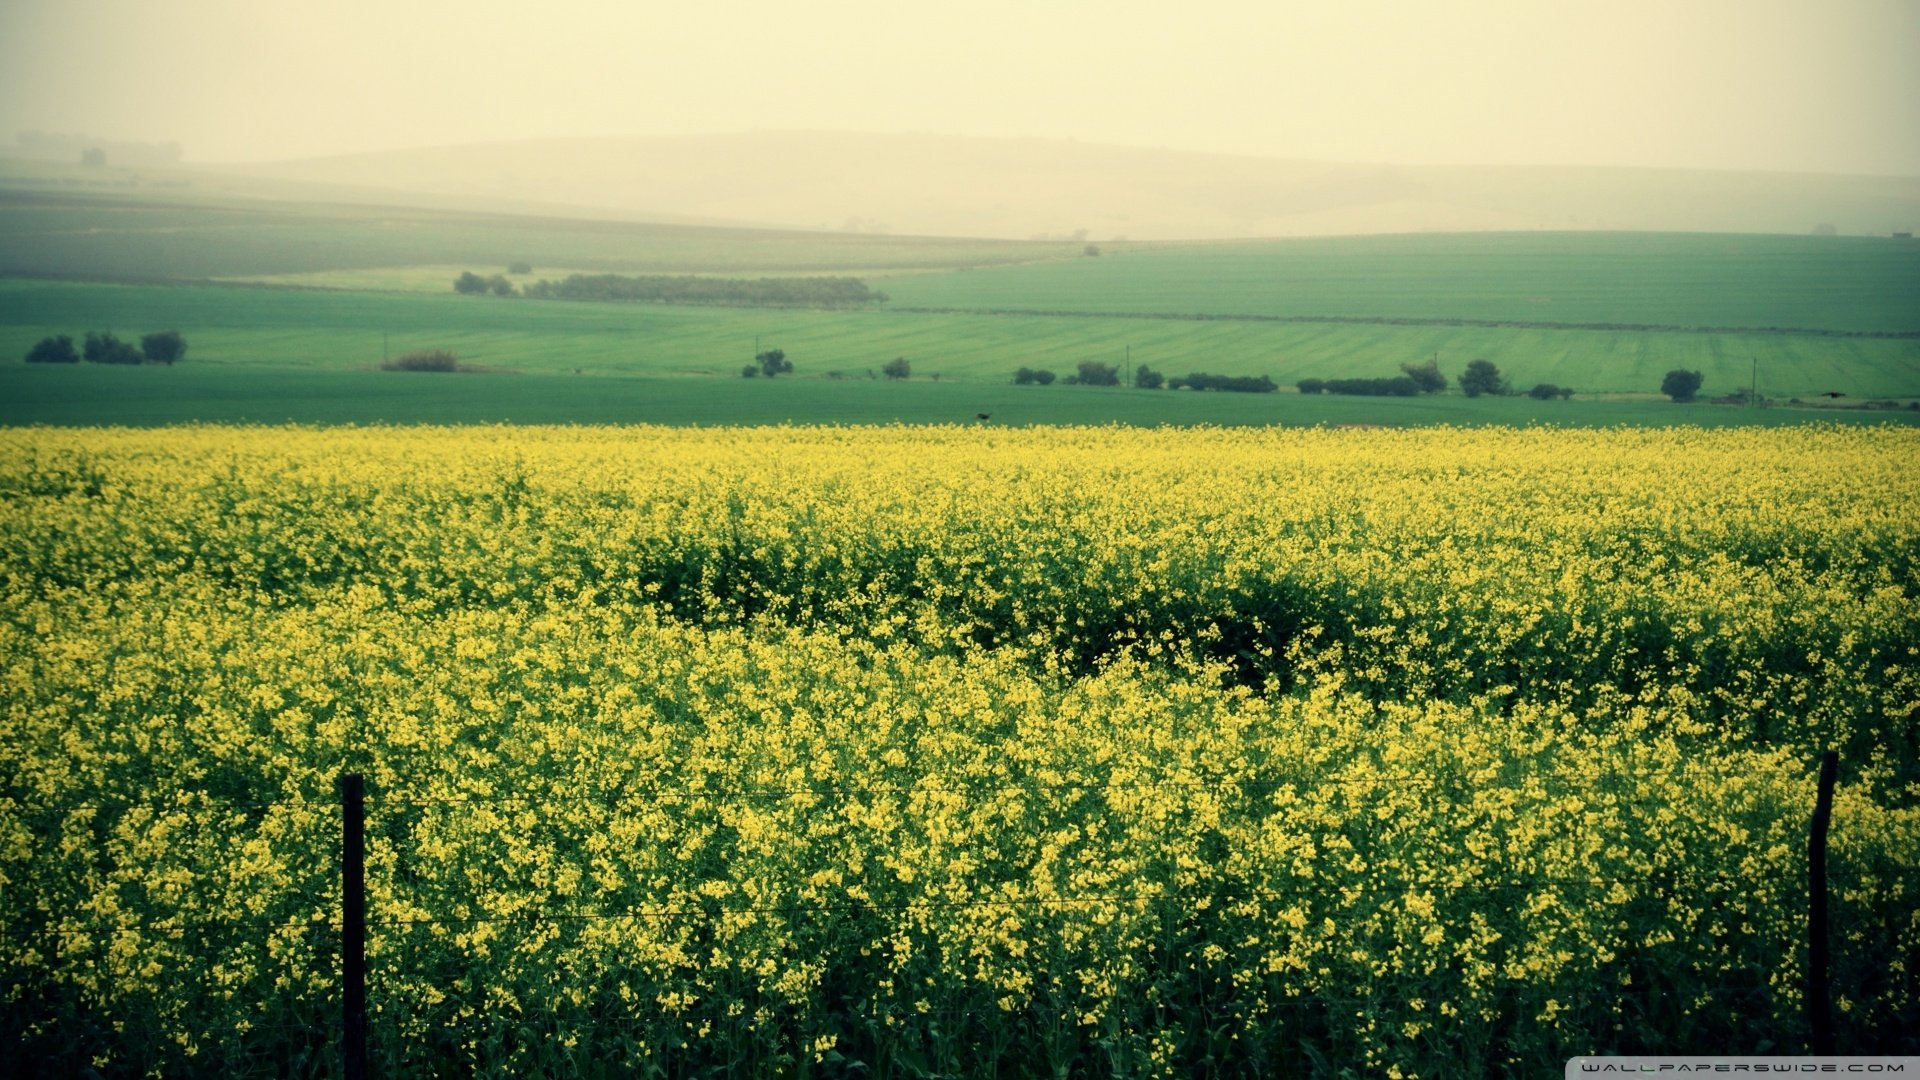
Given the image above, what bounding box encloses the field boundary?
[889,304,1920,340]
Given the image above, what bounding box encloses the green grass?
[4,189,1917,422]
[5,362,1913,428]
[878,232,1920,333]
[5,278,1918,399]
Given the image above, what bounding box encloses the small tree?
[1296,378,1326,395]
[487,275,516,297]
[1075,360,1120,386]
[756,349,792,377]
[882,356,911,380]
[507,261,533,275]
[1400,358,1447,393]
[1135,365,1164,390]
[1527,382,1562,400]
[1014,367,1056,386]
[1661,369,1704,402]
[25,335,79,364]
[381,349,461,372]
[83,331,143,365]
[741,364,759,378]
[140,331,186,365]
[1459,359,1509,398]
[454,271,489,295]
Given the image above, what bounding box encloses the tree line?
[25,331,185,365]
[458,271,887,308]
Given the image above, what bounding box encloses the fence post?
[1807,751,1838,1055]
[340,772,368,1080]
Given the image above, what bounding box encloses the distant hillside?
[218,131,1920,241]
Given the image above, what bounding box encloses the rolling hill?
[214,130,1920,241]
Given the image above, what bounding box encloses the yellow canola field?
[2,424,1916,1077]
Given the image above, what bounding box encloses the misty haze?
[2,0,1918,1077]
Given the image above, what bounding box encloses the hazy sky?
[2,0,1916,175]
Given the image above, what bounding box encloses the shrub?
[1321,376,1420,397]
[140,331,186,365]
[1013,367,1056,386]
[487,275,515,297]
[1459,359,1509,398]
[382,349,462,372]
[507,262,533,275]
[1135,365,1164,390]
[741,365,759,378]
[83,332,143,365]
[756,349,792,378]
[1400,358,1447,393]
[1528,383,1562,400]
[1171,372,1278,393]
[1076,360,1121,387]
[1662,369,1704,403]
[25,335,79,364]
[1297,378,1326,395]
[882,357,911,380]
[454,272,489,295]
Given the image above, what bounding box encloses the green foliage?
[507,261,533,275]
[1459,359,1509,398]
[882,356,911,380]
[756,348,792,378]
[1135,365,1164,390]
[1320,376,1420,397]
[1013,367,1056,386]
[24,335,78,364]
[1170,372,1277,393]
[381,349,462,372]
[523,273,883,307]
[1297,378,1326,395]
[1074,360,1120,386]
[1663,369,1705,402]
[1400,358,1447,393]
[453,271,489,295]
[140,330,186,365]
[82,331,142,365]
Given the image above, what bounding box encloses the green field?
[3,187,1917,424]
[11,361,1915,428]
[878,231,1920,332]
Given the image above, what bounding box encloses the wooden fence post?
[1808,751,1838,1055]
[341,772,368,1080]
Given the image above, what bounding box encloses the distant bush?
[1527,383,1566,400]
[1075,360,1121,387]
[1459,359,1510,398]
[1296,378,1326,395]
[382,349,462,373]
[140,331,186,365]
[25,335,79,364]
[83,332,143,365]
[521,273,884,308]
[741,365,759,378]
[1662,369,1704,403]
[1135,365,1164,390]
[455,272,515,296]
[1400,358,1447,393]
[1014,367,1056,386]
[882,357,911,380]
[1318,376,1420,397]
[1170,372,1278,394]
[507,261,533,275]
[756,349,793,378]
